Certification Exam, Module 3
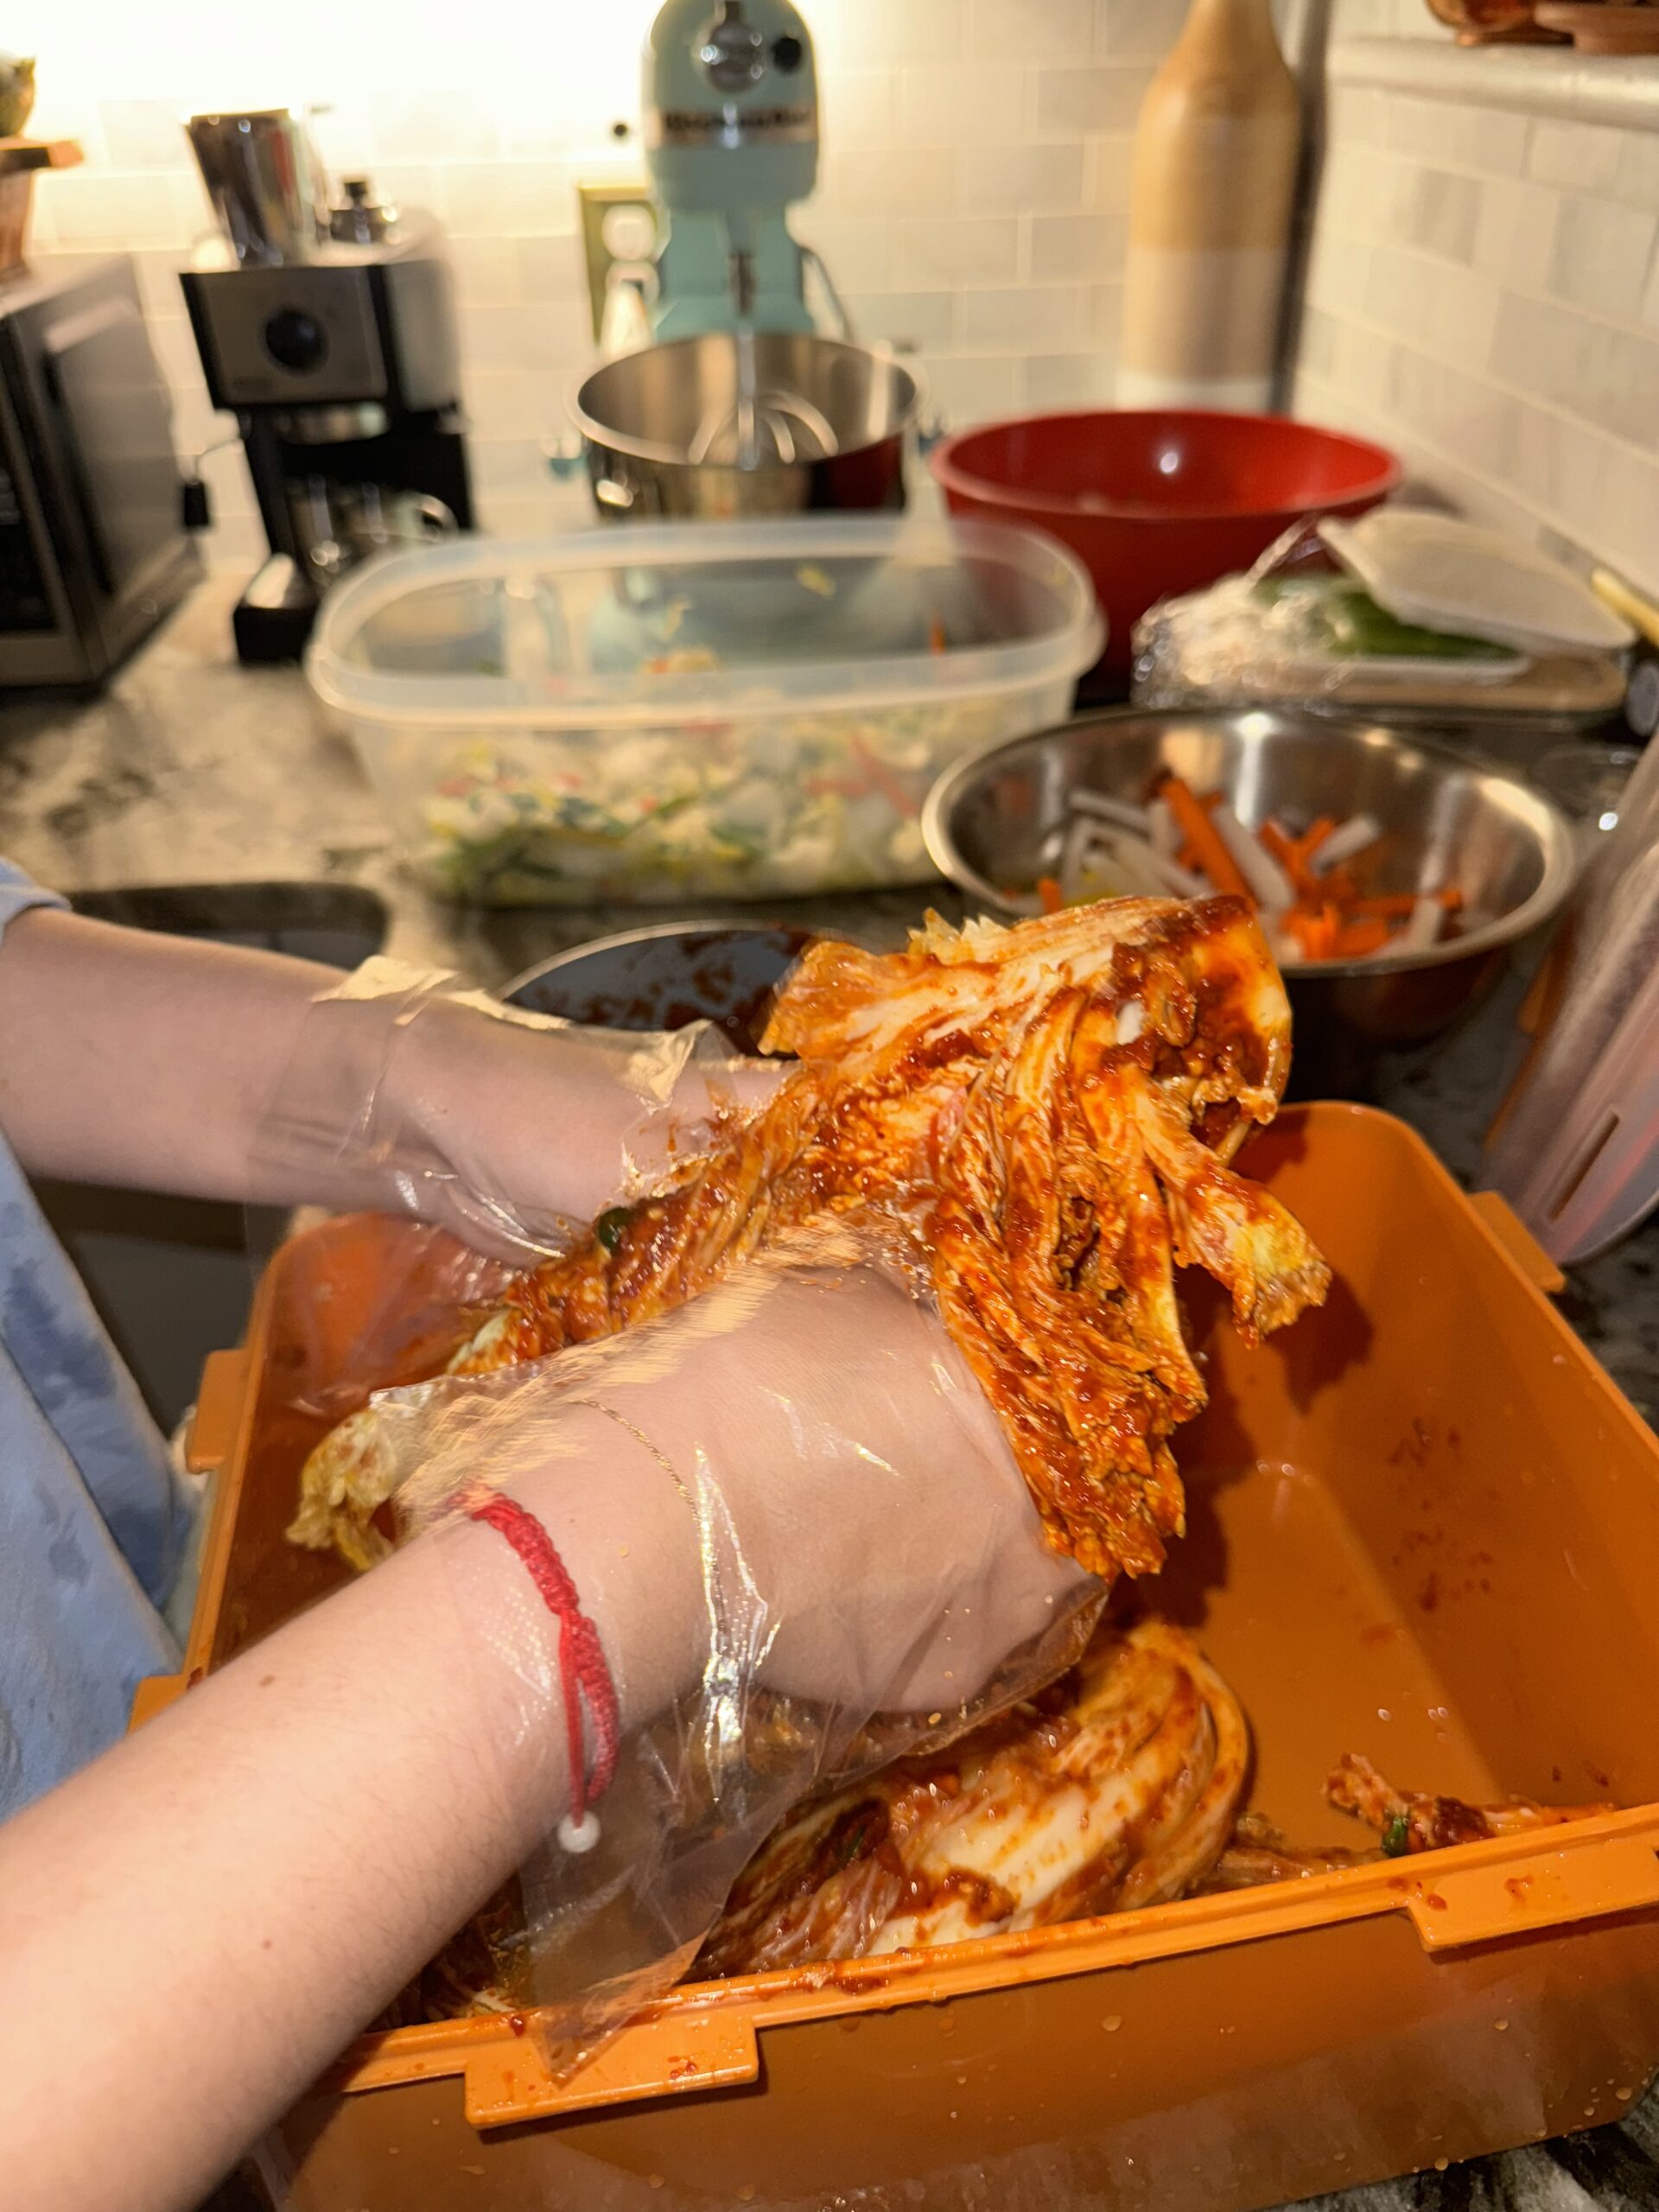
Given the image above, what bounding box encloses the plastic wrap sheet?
[1130,521,1620,732]
[252,954,775,1267]
[358,1236,1102,2072]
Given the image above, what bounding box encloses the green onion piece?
[594,1206,632,1255]
[1382,1812,1410,1858]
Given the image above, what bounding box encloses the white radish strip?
[1310,812,1381,874]
[1147,795,1178,861]
[1070,791,1151,834]
[1059,813,1099,904]
[1136,843,1211,899]
[1211,803,1296,908]
[1090,830,1170,899]
[1395,895,1443,954]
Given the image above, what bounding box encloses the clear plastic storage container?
[306,518,1103,906]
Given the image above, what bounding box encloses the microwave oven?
[0,253,199,686]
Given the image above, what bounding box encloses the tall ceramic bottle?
[1117,0,1301,412]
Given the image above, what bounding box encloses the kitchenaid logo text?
[652,105,813,143]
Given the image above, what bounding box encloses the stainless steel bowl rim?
[569,335,924,474]
[921,708,1580,980]
[501,918,821,1006]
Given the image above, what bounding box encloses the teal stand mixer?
[559,0,919,513]
[638,0,843,343]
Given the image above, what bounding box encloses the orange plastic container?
[144,1104,1659,2211]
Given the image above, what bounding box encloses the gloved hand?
[254,957,780,1262]
[376,1243,1102,2044]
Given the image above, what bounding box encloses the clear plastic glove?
[253,956,779,1262]
[372,1243,1101,2058]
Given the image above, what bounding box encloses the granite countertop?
[2,577,1657,2212]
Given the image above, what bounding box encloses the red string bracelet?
[465,1491,621,1853]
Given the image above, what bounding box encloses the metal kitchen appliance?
[630,0,831,346]
[0,253,200,686]
[180,111,473,664]
[569,330,919,518]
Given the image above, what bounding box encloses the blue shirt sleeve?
[0,859,69,942]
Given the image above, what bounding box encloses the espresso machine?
[180,111,473,663]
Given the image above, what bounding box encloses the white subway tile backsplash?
[1528,118,1624,196]
[921,353,1022,419]
[449,238,524,308]
[836,0,966,65]
[1495,289,1659,452]
[1501,397,1622,535]
[1085,136,1135,213]
[842,290,957,347]
[1465,107,1532,181]
[1023,349,1117,409]
[1033,66,1151,137]
[1094,0,1188,59]
[1548,194,1658,327]
[961,284,1083,346]
[372,92,499,165]
[894,217,1020,287]
[516,236,587,304]
[98,100,190,170]
[1029,211,1128,281]
[803,215,894,290]
[518,302,588,373]
[969,0,1095,61]
[963,143,1085,216]
[45,173,187,247]
[1305,226,1373,319]
[820,146,960,218]
[897,66,1032,143]
[1471,175,1560,295]
[1379,346,1509,480]
[1299,307,1338,382]
[461,368,550,442]
[1090,282,1124,348]
[1403,168,1480,264]
[438,162,575,239]
[1363,244,1500,373]
[1611,131,1659,216]
[1328,85,1389,149]
[821,73,899,151]
[456,305,538,373]
[1587,441,1659,599]
[471,438,554,497]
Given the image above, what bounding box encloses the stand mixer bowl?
[570,330,920,519]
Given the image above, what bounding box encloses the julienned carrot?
[1331,918,1392,957]
[1257,819,1301,877]
[1037,874,1064,914]
[1159,776,1254,903]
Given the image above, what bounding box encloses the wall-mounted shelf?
[1331,35,1659,130]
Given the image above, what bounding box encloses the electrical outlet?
[577,181,660,343]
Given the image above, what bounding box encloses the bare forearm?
[0,906,333,1200]
[0,1421,700,2212]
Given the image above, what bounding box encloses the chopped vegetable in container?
[305,518,1103,907]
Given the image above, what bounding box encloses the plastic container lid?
[1319,512,1637,656]
[306,516,1105,732]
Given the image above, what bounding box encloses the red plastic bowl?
[929,409,1401,683]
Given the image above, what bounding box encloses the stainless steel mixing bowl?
[570,332,921,521]
[923,707,1579,1084]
